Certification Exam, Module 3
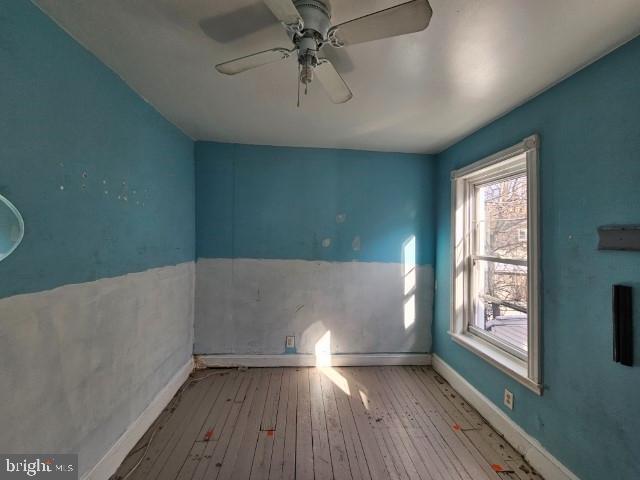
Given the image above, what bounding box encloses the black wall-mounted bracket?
[613,285,633,367]
[598,225,640,251]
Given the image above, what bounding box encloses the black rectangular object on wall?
[598,225,640,251]
[613,285,633,366]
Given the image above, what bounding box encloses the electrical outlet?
[285,336,295,349]
[503,389,514,410]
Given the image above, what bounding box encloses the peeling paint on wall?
[0,4,196,480]
[352,236,361,251]
[195,142,436,264]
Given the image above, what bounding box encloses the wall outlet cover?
[285,336,296,353]
[504,389,514,410]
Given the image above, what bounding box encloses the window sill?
[449,331,543,395]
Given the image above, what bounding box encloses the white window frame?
[450,134,542,394]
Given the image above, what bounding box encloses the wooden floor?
[112,366,542,480]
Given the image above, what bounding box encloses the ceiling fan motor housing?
[293,0,331,36]
[291,0,332,85]
[292,0,332,67]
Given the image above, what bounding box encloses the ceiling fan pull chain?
[297,63,301,108]
[305,55,310,96]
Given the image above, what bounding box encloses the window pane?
[473,260,528,353]
[476,175,527,260]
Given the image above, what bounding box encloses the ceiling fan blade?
[329,0,432,47]
[263,0,303,28]
[216,48,293,75]
[315,59,353,104]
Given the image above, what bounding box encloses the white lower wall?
[0,262,195,478]
[195,258,434,355]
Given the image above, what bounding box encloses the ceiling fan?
[215,0,433,105]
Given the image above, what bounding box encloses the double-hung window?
[450,135,541,393]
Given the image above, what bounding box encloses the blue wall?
[0,0,195,299]
[196,142,436,265]
[433,37,640,480]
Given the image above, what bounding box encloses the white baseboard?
[81,358,194,480]
[431,354,579,480]
[197,353,431,368]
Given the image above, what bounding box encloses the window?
[450,135,541,393]
[518,228,528,242]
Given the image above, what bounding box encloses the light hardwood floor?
[112,366,542,480]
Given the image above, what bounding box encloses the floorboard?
[111,366,542,480]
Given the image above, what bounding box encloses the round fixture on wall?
[0,194,25,262]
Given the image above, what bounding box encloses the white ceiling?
[34,0,640,153]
